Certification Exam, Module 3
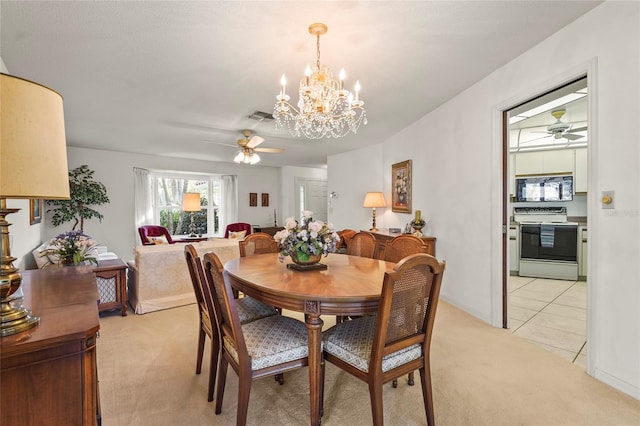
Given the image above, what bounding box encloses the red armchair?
[138,225,175,245]
[223,222,252,239]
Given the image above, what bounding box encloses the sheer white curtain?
[133,167,154,243]
[219,175,237,236]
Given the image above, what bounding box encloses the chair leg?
[236,373,252,426]
[320,358,325,417]
[196,329,206,374]
[368,379,384,426]
[208,333,220,402]
[419,366,435,426]
[274,373,285,385]
[392,379,397,388]
[408,371,415,386]
[215,358,228,415]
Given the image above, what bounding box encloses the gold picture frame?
[391,160,412,213]
[261,193,269,207]
[30,199,43,225]
[249,192,258,207]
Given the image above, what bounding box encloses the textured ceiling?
[0,1,601,168]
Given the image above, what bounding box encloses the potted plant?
[46,165,110,231]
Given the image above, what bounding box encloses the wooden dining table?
[224,252,396,426]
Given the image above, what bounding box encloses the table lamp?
[182,192,201,237]
[1,73,70,337]
[363,192,386,232]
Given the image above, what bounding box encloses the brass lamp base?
[0,200,39,337]
[1,298,39,337]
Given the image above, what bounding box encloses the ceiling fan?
[538,108,587,141]
[216,130,285,164]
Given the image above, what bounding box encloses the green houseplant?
[46,165,110,232]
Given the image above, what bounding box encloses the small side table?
[173,235,208,243]
[94,259,128,316]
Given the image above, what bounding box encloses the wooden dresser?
[364,230,437,259]
[1,268,100,426]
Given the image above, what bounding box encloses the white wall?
[327,143,385,231]
[280,165,327,220]
[328,2,640,399]
[39,147,281,261]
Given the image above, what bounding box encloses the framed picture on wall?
[249,192,258,207]
[261,193,269,207]
[391,160,412,213]
[30,199,42,225]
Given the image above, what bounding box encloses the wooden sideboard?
[364,230,437,259]
[1,268,101,426]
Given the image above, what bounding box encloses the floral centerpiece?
[40,230,99,267]
[274,210,340,265]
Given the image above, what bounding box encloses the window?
[151,172,220,236]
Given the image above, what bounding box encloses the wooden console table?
[252,226,284,236]
[1,268,101,425]
[94,258,128,316]
[364,230,437,259]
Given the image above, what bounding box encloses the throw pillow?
[149,235,169,245]
[228,230,247,239]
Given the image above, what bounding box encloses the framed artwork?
[30,199,43,225]
[391,160,412,213]
[249,192,258,207]
[261,193,269,207]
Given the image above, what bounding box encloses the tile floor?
[508,276,587,368]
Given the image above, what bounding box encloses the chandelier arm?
[316,33,321,70]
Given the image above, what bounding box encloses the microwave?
[515,175,573,202]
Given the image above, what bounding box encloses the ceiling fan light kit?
[274,23,367,139]
[226,130,284,165]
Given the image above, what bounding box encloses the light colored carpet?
[97,301,640,425]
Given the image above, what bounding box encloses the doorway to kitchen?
[503,76,588,367]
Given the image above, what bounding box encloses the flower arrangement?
[274,210,340,263]
[40,230,99,267]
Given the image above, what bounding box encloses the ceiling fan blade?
[214,142,240,148]
[567,126,587,133]
[563,133,584,141]
[246,135,265,149]
[254,147,285,154]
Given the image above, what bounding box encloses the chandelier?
[274,23,367,139]
[233,148,260,165]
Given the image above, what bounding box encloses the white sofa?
[127,239,240,314]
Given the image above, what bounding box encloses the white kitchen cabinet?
[579,226,588,280]
[509,225,519,274]
[515,150,574,176]
[575,148,588,193]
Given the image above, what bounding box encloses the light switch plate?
[601,190,615,209]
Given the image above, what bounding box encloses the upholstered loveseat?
[127,239,240,314]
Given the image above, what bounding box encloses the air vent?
[248,111,274,121]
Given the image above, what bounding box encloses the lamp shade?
[363,192,386,208]
[0,73,69,199]
[182,192,201,212]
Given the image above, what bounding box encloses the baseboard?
[593,368,640,400]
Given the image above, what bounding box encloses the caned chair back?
[383,234,428,263]
[184,244,212,334]
[202,252,248,368]
[239,232,279,257]
[346,232,378,259]
[375,254,444,358]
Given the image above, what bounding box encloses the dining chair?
[336,231,379,324]
[184,245,278,402]
[346,231,378,259]
[322,253,446,426]
[238,232,278,257]
[202,251,311,426]
[382,234,429,387]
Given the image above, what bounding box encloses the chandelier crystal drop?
[274,23,367,139]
